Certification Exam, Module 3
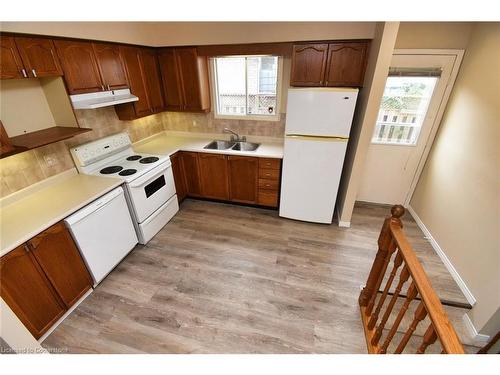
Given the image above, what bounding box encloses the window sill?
[213,113,281,122]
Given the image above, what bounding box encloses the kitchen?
[1,14,499,369]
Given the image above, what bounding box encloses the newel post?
[359,205,405,307]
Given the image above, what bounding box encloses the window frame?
[209,55,283,122]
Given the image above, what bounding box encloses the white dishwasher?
[65,186,138,286]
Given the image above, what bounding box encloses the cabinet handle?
[107,84,110,91]
[101,85,105,91]
[23,244,30,253]
[21,68,27,78]
[31,69,37,78]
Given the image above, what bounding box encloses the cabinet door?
[170,152,187,203]
[141,49,165,113]
[198,153,229,200]
[158,48,184,111]
[228,156,258,204]
[55,40,103,94]
[0,36,25,79]
[176,47,210,112]
[28,222,92,309]
[180,152,202,197]
[119,45,151,118]
[325,42,368,87]
[15,37,62,78]
[0,245,65,339]
[92,43,129,91]
[290,44,328,86]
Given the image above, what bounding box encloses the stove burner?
[100,166,123,174]
[139,156,159,164]
[119,169,137,176]
[126,155,142,161]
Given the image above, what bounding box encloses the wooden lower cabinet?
[228,155,258,204]
[0,245,66,339]
[28,222,93,308]
[170,152,187,203]
[0,222,92,339]
[174,152,281,208]
[198,153,229,200]
[180,151,202,197]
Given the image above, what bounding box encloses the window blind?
[388,67,442,77]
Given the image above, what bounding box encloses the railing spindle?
[368,251,403,330]
[395,302,427,353]
[371,265,410,346]
[417,325,438,354]
[378,282,418,353]
[359,206,405,308]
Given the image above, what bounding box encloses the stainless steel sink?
[231,142,260,152]
[203,140,236,150]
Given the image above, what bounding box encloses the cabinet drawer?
[258,190,278,207]
[258,178,279,191]
[258,168,280,180]
[259,158,281,170]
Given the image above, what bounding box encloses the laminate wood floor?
[42,200,479,353]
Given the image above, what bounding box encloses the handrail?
[359,205,465,354]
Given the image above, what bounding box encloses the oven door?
[126,161,176,223]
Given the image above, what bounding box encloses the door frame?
[393,49,464,206]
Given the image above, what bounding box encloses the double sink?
[204,140,260,152]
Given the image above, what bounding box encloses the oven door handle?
[128,161,171,188]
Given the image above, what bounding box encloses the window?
[212,56,281,119]
[372,76,438,145]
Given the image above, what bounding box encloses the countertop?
[133,131,284,159]
[0,169,122,257]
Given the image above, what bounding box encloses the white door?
[357,52,462,205]
[279,136,348,224]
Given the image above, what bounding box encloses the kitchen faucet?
[224,128,246,142]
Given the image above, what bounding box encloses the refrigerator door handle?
[286,134,349,142]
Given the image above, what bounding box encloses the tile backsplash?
[0,108,285,198]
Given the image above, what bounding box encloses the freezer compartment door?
[279,136,348,224]
[285,88,358,137]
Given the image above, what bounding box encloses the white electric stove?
[70,132,179,244]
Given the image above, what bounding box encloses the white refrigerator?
[279,88,358,224]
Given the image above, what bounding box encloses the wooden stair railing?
[359,205,465,354]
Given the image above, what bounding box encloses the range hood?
[70,89,139,109]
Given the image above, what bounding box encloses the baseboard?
[462,313,490,343]
[406,205,477,307]
[338,220,351,228]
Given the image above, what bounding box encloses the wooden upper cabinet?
[141,49,164,113]
[290,41,369,88]
[170,152,187,203]
[176,47,210,112]
[180,151,202,197]
[92,43,128,91]
[0,245,65,339]
[198,153,229,200]
[14,37,63,78]
[0,36,25,79]
[325,42,368,87]
[55,40,103,94]
[28,222,92,309]
[158,47,210,112]
[290,44,328,86]
[118,46,151,118]
[158,48,184,111]
[228,156,259,204]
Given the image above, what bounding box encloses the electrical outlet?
[192,120,198,127]
[44,154,58,167]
